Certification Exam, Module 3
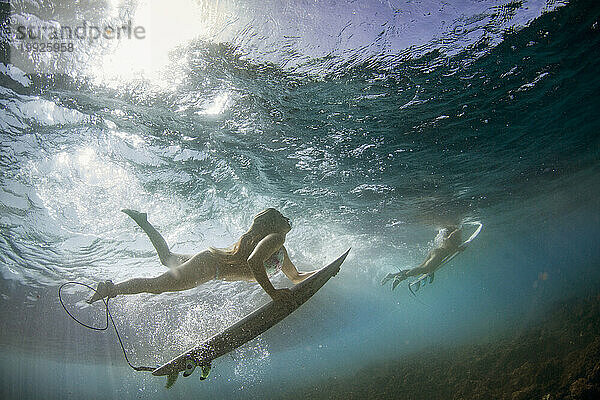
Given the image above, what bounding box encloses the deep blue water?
[1,0,599,398]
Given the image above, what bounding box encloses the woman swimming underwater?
[382,225,464,287]
[87,208,317,304]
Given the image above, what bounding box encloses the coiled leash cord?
[58,281,156,372]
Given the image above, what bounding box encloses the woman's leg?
[408,248,446,276]
[115,253,217,294]
[122,209,192,268]
[382,250,438,287]
[112,273,196,296]
[87,252,218,303]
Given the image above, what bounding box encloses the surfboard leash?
[58,281,156,372]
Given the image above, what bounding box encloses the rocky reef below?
[294,294,600,400]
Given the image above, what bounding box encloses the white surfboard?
[152,249,351,384]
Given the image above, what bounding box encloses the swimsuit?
[214,248,285,280]
[264,248,285,277]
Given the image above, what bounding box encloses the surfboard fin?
[199,364,211,380]
[183,359,196,377]
[165,373,178,389]
[429,273,434,284]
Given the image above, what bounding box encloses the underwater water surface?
[1,0,599,399]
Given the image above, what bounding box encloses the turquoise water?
[1,0,599,398]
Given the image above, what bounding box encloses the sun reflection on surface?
[92,0,214,89]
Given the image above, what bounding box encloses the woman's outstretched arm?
[280,247,317,284]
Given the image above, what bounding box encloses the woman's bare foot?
[86,280,116,304]
[122,209,148,226]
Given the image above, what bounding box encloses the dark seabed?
[1,0,599,399]
[290,294,600,400]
